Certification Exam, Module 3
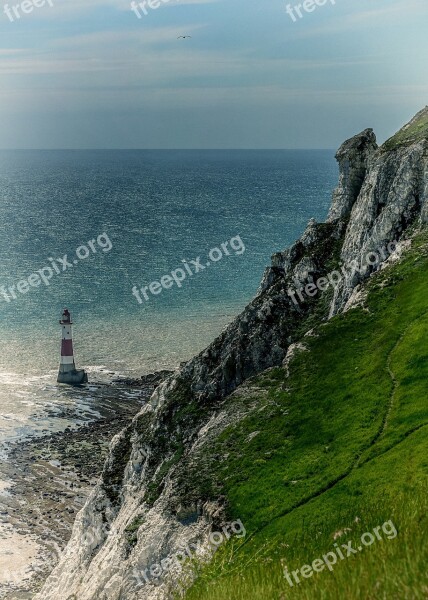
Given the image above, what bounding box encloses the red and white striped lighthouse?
[57,308,88,385]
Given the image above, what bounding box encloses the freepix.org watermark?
[130,0,173,19]
[287,241,399,306]
[0,233,112,303]
[132,519,246,586]
[286,0,336,23]
[132,235,246,304]
[284,520,398,587]
[3,0,53,22]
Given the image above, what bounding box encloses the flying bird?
[177,36,192,39]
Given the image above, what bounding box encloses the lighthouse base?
[57,368,88,385]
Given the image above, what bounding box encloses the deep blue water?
[0,150,337,442]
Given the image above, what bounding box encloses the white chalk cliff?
[36,107,428,600]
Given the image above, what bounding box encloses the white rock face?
[35,397,226,600]
[330,138,428,313]
[327,128,378,222]
[36,376,255,600]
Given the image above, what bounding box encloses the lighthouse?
[57,308,88,385]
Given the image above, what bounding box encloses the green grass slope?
[382,106,428,151]
[182,229,428,600]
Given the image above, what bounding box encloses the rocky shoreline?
[0,373,173,600]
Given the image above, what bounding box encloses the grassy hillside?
[382,107,428,151]
[181,229,428,600]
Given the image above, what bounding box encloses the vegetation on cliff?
[382,106,428,151]
[182,229,428,600]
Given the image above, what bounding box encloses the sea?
[0,149,337,452]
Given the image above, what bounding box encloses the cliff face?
[330,113,428,313]
[36,107,428,600]
[327,127,378,222]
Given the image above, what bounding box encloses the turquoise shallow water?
[0,149,337,445]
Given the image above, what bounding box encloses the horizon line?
[0,147,337,152]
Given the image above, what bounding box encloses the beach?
[0,376,167,599]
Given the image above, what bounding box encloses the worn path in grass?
[183,231,428,600]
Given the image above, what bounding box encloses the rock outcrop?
[36,107,428,600]
[330,108,428,313]
[327,128,378,222]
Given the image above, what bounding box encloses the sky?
[0,0,426,149]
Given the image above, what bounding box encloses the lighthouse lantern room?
[57,308,88,385]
